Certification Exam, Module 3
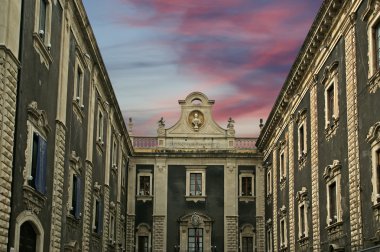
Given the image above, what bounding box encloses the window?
[97,108,104,143]
[279,149,286,180]
[70,174,81,218]
[376,22,380,70]
[136,223,151,252]
[296,109,308,166]
[92,198,102,234]
[240,224,255,252]
[266,169,272,196]
[239,171,255,202]
[323,62,339,131]
[39,0,47,39]
[280,217,287,248]
[74,61,84,106]
[296,187,309,239]
[242,237,253,252]
[138,236,149,252]
[367,122,380,205]
[112,139,118,171]
[28,131,47,194]
[267,229,272,252]
[179,213,212,251]
[139,176,150,195]
[323,160,342,226]
[186,166,206,202]
[188,228,203,252]
[121,157,127,189]
[109,214,115,243]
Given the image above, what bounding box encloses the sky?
[82,0,323,137]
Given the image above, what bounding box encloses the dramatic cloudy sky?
[82,0,323,137]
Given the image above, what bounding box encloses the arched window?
[14,211,44,252]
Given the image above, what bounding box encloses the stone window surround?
[296,187,309,239]
[322,62,340,133]
[136,170,153,202]
[96,102,105,146]
[266,168,272,196]
[178,212,212,251]
[33,0,52,68]
[13,211,45,252]
[135,223,151,252]
[323,160,343,226]
[185,166,206,202]
[239,171,255,202]
[239,224,255,252]
[366,121,380,206]
[108,204,116,244]
[67,151,82,218]
[111,136,118,172]
[278,140,287,184]
[368,11,380,78]
[92,183,102,234]
[295,109,308,166]
[73,49,85,115]
[279,215,288,250]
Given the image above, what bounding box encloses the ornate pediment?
[164,92,227,138]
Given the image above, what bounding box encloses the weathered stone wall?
[152,215,165,251]
[225,216,238,251]
[0,47,18,252]
[82,161,93,251]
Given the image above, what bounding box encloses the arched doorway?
[19,221,37,252]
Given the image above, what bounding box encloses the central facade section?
[127,92,262,252]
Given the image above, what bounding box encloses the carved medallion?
[188,110,204,131]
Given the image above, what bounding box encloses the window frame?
[240,224,255,252]
[188,228,203,252]
[136,170,153,202]
[266,168,272,196]
[323,160,342,226]
[34,0,52,45]
[97,104,104,144]
[135,223,151,252]
[279,216,287,249]
[92,196,102,234]
[239,171,255,203]
[367,122,380,206]
[73,55,85,107]
[279,148,287,181]
[368,12,380,77]
[267,228,272,252]
[109,213,116,244]
[323,64,339,130]
[186,166,206,202]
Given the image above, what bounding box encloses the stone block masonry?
[82,161,93,251]
[0,47,19,252]
[225,216,238,251]
[153,215,165,251]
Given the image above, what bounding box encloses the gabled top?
[163,92,230,138]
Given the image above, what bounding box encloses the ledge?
[185,195,206,203]
[368,69,380,93]
[32,33,52,69]
[72,100,85,123]
[239,196,255,203]
[23,185,47,215]
[136,195,153,202]
[325,118,339,141]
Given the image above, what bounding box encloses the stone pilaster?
[103,185,110,251]
[153,160,167,251]
[344,16,363,250]
[288,119,295,251]
[310,82,320,251]
[116,202,121,250]
[82,161,93,251]
[256,165,265,251]
[0,46,19,252]
[50,121,66,251]
[272,148,278,251]
[226,216,238,251]
[126,214,135,252]
[152,215,165,252]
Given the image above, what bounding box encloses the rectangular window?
[109,214,115,242]
[299,204,305,237]
[267,170,272,195]
[29,132,47,194]
[280,218,287,247]
[188,228,203,252]
[267,229,272,252]
[93,198,102,234]
[299,125,305,154]
[70,174,81,218]
[327,84,334,123]
[139,176,150,196]
[242,237,253,252]
[329,182,337,224]
[75,66,83,103]
[138,236,149,252]
[241,176,252,196]
[97,109,104,142]
[39,0,47,37]
[190,173,202,196]
[112,140,118,166]
[280,151,286,178]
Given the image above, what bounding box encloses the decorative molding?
[323,160,342,180]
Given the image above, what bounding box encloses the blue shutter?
[35,135,47,194]
[98,201,103,234]
[75,176,81,218]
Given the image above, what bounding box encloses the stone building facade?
[2,0,380,251]
[257,0,380,251]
